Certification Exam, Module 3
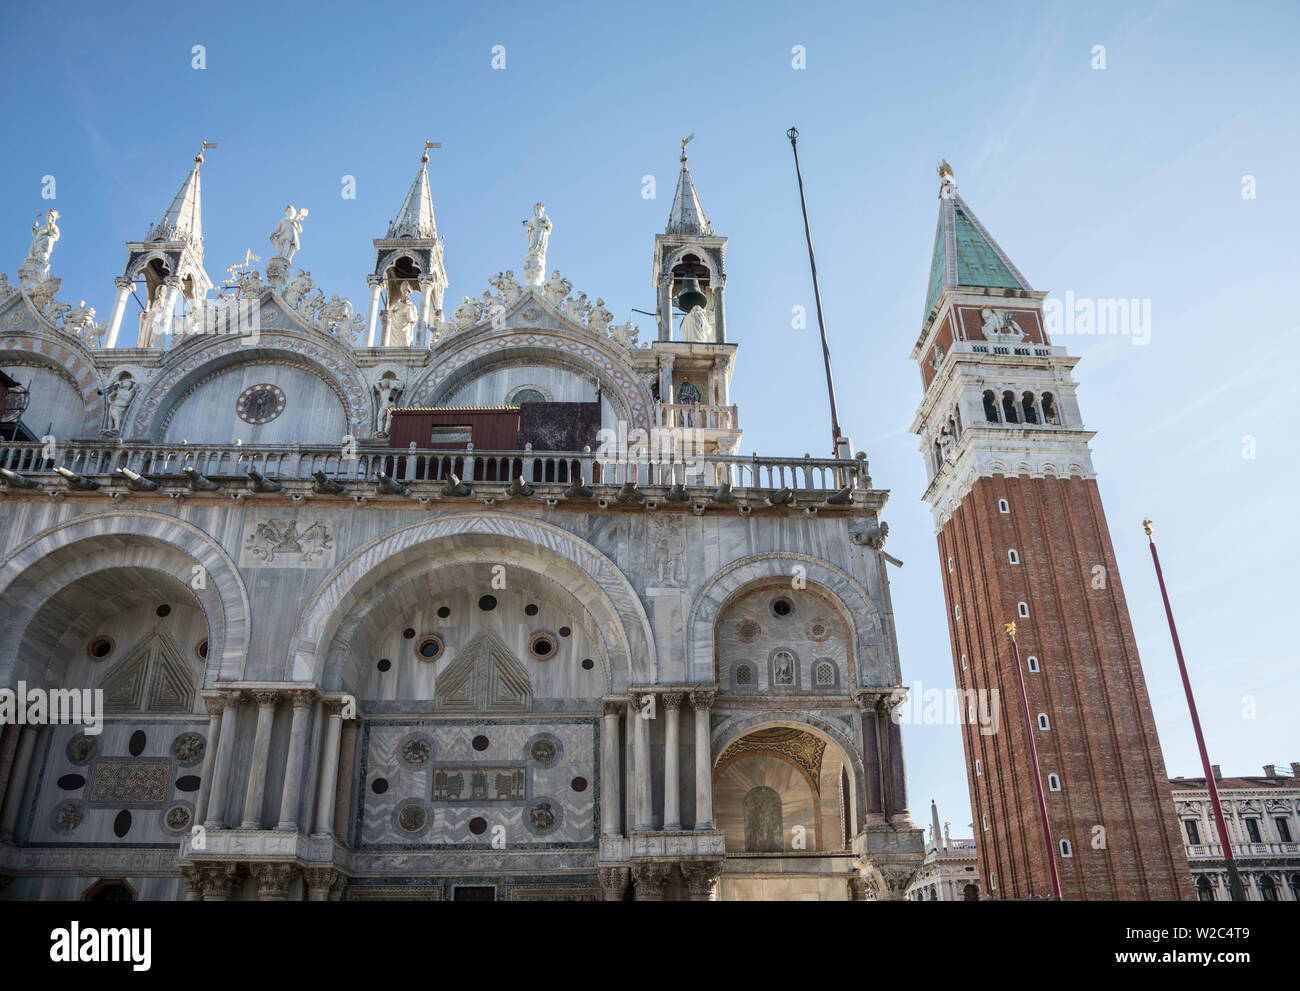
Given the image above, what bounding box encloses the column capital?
[366,274,384,289]
[322,696,348,715]
[251,690,280,709]
[679,860,722,900]
[597,865,630,901]
[288,688,316,710]
[250,861,298,901]
[689,690,716,712]
[602,699,625,718]
[631,862,671,900]
[203,695,226,718]
[114,276,134,291]
[196,862,242,900]
[661,692,684,710]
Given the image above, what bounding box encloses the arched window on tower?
[1258,875,1278,901]
[1041,392,1059,425]
[1021,392,1038,424]
[983,390,1000,423]
[1002,391,1019,423]
[1196,876,1216,901]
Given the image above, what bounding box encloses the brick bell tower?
[908,162,1191,900]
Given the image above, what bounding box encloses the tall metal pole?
[1144,520,1247,901]
[787,127,842,458]
[1006,622,1063,899]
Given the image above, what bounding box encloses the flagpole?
[1006,621,1063,899]
[1143,520,1247,901]
[786,127,843,458]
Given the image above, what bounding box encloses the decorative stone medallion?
[235,382,287,425]
[401,737,432,765]
[805,618,831,643]
[66,735,98,764]
[530,739,556,763]
[736,620,761,643]
[398,805,426,832]
[164,804,192,831]
[53,801,85,833]
[172,732,206,766]
[525,732,563,767]
[87,760,170,806]
[524,798,562,837]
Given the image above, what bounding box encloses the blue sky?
[3,1,1296,832]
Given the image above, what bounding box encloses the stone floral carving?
[55,802,85,832]
[401,738,430,765]
[165,805,192,830]
[67,735,98,763]
[244,519,333,564]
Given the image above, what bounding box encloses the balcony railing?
[1185,841,1300,859]
[655,403,738,430]
[0,441,868,493]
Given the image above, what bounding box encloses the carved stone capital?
[114,276,134,292]
[322,697,347,716]
[288,689,316,710]
[303,866,339,896]
[661,692,684,711]
[597,865,630,901]
[250,861,297,901]
[203,695,226,718]
[602,699,625,718]
[631,862,671,901]
[196,862,242,901]
[366,274,384,290]
[848,875,875,901]
[689,690,716,712]
[251,690,279,709]
[679,860,722,900]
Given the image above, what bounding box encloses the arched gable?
[0,330,104,436]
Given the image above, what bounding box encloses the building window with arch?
[1001,390,1019,423]
[1195,876,1216,901]
[975,759,982,775]
[770,649,797,688]
[982,814,989,831]
[948,556,954,572]
[1041,392,1059,425]
[1047,773,1061,792]
[1059,838,1073,858]
[814,661,836,686]
[1037,712,1050,730]
[1008,549,1020,564]
[983,390,1000,422]
[508,387,547,405]
[989,871,997,891]
[1026,655,1040,672]
[960,653,967,670]
[1017,602,1030,618]
[1021,391,1038,424]
[734,663,753,687]
[997,498,1010,514]
[1289,873,1300,901]
[1258,875,1278,901]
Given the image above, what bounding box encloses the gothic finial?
[937,159,953,180]
[422,139,440,164]
[197,140,217,164]
[680,132,694,164]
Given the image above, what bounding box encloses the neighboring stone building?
[906,799,980,901]
[0,142,924,901]
[908,162,1191,900]
[1172,763,1300,901]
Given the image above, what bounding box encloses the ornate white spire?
[666,136,712,236]
[150,142,213,251]
[387,142,439,240]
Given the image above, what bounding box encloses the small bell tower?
[104,143,215,348]
[365,141,448,347]
[647,137,741,455]
[651,135,727,344]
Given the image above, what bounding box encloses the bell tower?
[648,138,740,455]
[104,143,214,348]
[909,162,1190,900]
[365,142,448,347]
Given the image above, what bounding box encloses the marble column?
[205,691,242,828]
[276,690,315,831]
[241,691,279,828]
[365,275,383,347]
[690,691,715,829]
[193,696,224,825]
[333,719,359,839]
[417,275,435,344]
[0,726,39,841]
[662,694,683,830]
[103,276,134,348]
[852,691,885,825]
[630,692,652,831]
[874,697,896,820]
[313,699,344,838]
[158,277,183,340]
[601,700,622,838]
[884,696,914,825]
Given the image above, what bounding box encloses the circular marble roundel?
[236,383,287,425]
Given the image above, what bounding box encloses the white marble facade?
[0,148,923,902]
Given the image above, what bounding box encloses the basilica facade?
[0,143,923,901]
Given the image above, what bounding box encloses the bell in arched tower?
[652,136,727,343]
[366,141,448,348]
